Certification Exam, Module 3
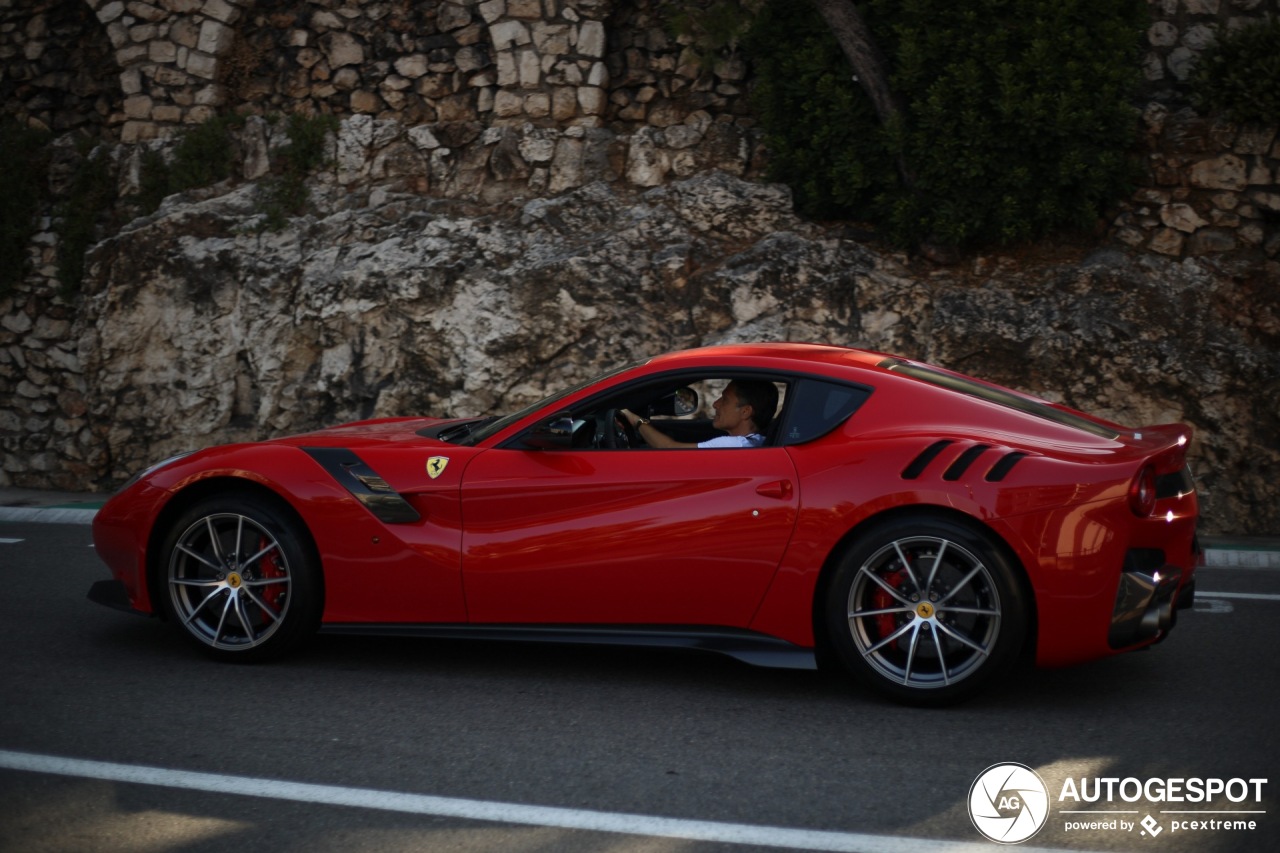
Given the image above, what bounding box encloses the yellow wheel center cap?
[916,601,935,619]
[226,572,243,589]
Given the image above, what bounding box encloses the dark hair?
[731,380,779,432]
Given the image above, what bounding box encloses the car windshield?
[457,360,644,445]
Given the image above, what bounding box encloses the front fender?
[93,444,467,624]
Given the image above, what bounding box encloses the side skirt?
[317,623,818,670]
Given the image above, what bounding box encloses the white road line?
[1197,591,1280,602]
[0,538,23,544]
[0,749,1094,853]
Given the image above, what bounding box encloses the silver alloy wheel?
[846,535,1002,690]
[168,512,293,651]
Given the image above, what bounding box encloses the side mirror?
[650,387,699,417]
[525,411,575,449]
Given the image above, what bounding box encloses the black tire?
[823,514,1028,705]
[159,491,322,661]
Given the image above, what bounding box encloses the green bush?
[56,141,116,297]
[260,113,338,230]
[135,148,172,214]
[1191,18,1280,125]
[747,6,897,221]
[747,0,1147,249]
[171,114,242,191]
[0,119,51,297]
[137,114,245,214]
[664,0,762,66]
[133,112,335,230]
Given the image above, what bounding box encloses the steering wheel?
[601,408,636,449]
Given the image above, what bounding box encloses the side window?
[676,379,787,423]
[634,376,788,448]
[779,379,871,445]
[552,375,791,450]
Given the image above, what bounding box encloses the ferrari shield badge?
[426,456,450,480]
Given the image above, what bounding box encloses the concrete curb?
[1201,543,1280,569]
[0,507,100,525]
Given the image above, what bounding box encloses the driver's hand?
[619,409,638,427]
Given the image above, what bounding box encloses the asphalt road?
[0,520,1276,853]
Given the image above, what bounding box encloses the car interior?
[516,372,872,451]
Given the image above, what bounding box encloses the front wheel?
[823,515,1028,705]
[160,492,322,661]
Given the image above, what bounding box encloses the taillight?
[1129,465,1157,516]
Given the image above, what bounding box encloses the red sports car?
[90,343,1200,704]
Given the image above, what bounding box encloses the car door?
[459,446,800,627]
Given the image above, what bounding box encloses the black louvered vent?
[902,440,953,480]
[903,440,1032,483]
[985,451,1028,482]
[943,445,991,481]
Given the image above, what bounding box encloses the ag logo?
[426,456,449,480]
[969,763,1050,844]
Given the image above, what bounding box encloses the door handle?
[756,480,793,500]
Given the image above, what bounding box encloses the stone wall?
[1113,111,1277,258]
[1,134,101,491]
[91,0,245,140]
[221,0,751,130]
[1139,0,1273,102]
[1,1,755,140]
[4,1,1275,256]
[1110,0,1280,259]
[0,0,122,136]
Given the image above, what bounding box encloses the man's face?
[712,383,749,432]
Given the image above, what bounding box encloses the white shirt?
[698,433,765,449]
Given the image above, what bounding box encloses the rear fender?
[749,488,1040,652]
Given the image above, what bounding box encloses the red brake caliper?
[256,535,287,612]
[872,568,909,646]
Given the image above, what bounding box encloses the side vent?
[303,447,422,524]
[984,451,1028,482]
[902,440,953,480]
[943,444,991,481]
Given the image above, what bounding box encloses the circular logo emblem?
[968,763,1050,844]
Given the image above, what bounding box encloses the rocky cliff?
[71,169,1278,534]
[2,0,1278,535]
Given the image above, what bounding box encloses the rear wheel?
[160,492,322,661]
[824,515,1027,705]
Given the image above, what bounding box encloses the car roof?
[645,342,888,374]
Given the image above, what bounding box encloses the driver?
[620,380,778,449]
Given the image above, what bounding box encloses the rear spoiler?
[1126,424,1193,476]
